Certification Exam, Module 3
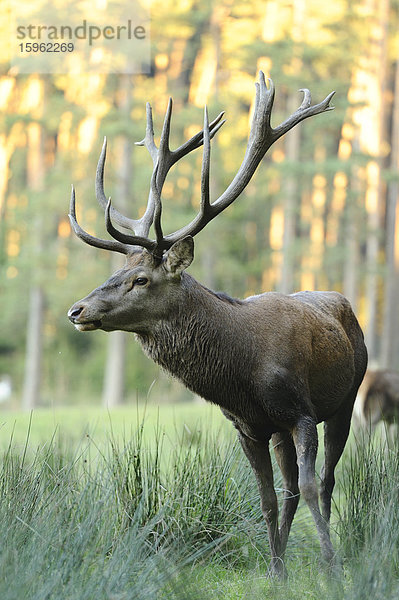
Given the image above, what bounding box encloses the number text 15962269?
[19,42,74,52]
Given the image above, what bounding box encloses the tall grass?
[0,420,274,599]
[336,430,399,599]
[2,417,399,599]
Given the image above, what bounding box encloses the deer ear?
[164,236,194,275]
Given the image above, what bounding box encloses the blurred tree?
[279,1,304,295]
[101,75,132,408]
[22,80,46,410]
[381,57,399,368]
[362,0,389,361]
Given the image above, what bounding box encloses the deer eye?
[134,277,148,286]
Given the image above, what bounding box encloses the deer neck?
[136,273,249,403]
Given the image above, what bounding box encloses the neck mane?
[136,273,253,406]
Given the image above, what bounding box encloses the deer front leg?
[237,431,286,578]
[292,416,335,565]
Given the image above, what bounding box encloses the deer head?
[68,73,334,334]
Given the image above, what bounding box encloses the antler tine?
[105,198,156,253]
[151,165,165,259]
[200,106,211,215]
[95,137,107,207]
[69,185,129,255]
[133,102,162,238]
[172,111,226,163]
[272,88,335,142]
[135,102,158,164]
[247,72,274,148]
[95,138,141,233]
[153,97,173,198]
[298,88,312,110]
[159,98,172,156]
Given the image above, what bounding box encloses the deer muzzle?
[68,303,103,331]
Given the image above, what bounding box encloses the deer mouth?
[73,320,102,331]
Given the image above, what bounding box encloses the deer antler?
[69,99,225,255]
[69,72,334,257]
[160,73,335,247]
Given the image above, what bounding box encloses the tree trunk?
[22,286,45,410]
[363,0,389,359]
[381,57,399,369]
[23,106,45,409]
[103,323,127,408]
[199,2,222,292]
[279,0,304,294]
[102,75,132,407]
[343,195,359,312]
[280,92,300,294]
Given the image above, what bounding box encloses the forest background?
[1,0,399,410]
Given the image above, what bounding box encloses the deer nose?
[68,305,84,322]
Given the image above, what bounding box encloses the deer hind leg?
[237,431,286,578]
[320,399,354,523]
[292,416,335,564]
[272,431,299,556]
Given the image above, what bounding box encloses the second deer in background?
[353,369,399,431]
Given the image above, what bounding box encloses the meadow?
[0,402,398,599]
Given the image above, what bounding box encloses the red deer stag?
[68,73,367,577]
[353,369,399,431]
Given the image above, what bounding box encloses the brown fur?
[69,244,367,576]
